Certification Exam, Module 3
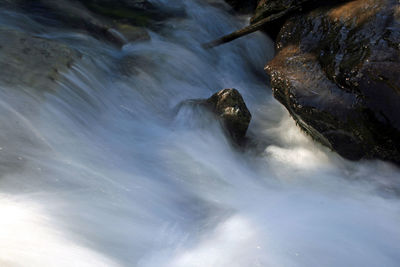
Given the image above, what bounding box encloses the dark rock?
[224,0,258,13]
[266,0,400,163]
[252,0,349,23]
[251,0,348,39]
[205,89,252,144]
[252,0,311,23]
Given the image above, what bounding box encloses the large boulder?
[252,0,349,23]
[251,0,348,38]
[266,0,400,163]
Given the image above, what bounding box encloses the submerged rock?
[205,89,252,144]
[0,27,81,92]
[115,24,150,43]
[266,0,400,163]
[78,0,161,25]
[4,0,156,46]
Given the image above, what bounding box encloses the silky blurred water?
[0,0,399,266]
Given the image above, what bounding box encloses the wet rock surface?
[176,89,251,145]
[224,0,258,13]
[250,0,348,39]
[205,89,252,144]
[252,0,306,23]
[266,0,400,163]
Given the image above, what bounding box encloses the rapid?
[0,0,399,266]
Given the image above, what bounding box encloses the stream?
[0,0,399,266]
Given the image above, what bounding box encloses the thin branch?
[203,8,292,49]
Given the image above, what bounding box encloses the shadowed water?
[0,0,399,266]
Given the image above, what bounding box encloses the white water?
[0,0,399,266]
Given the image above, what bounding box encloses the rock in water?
[266,0,400,163]
[206,89,251,144]
[0,27,81,92]
[4,0,156,46]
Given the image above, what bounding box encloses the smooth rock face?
[266,0,400,163]
[206,89,252,143]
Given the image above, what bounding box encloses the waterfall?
[0,0,399,266]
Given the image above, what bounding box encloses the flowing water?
[0,0,399,266]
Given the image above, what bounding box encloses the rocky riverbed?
[0,1,399,266]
